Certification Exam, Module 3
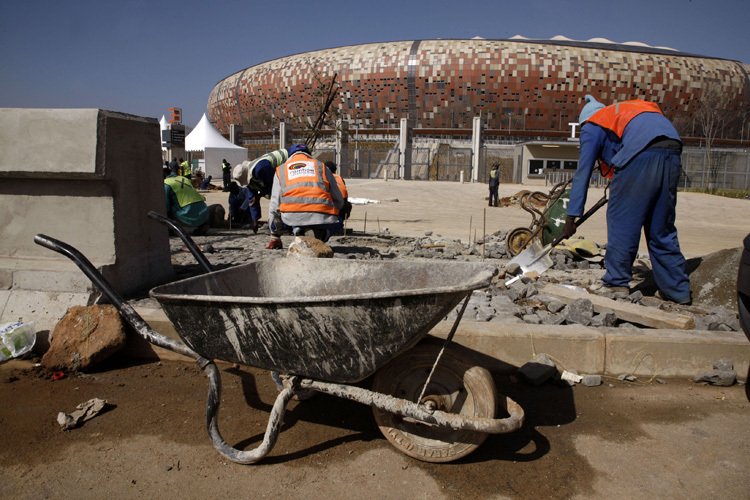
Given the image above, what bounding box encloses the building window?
[529,160,544,176]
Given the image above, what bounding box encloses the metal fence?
[681,149,750,190]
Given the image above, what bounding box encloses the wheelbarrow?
[33,212,524,464]
[505,180,572,257]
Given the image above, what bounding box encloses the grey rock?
[542,313,567,325]
[565,298,594,326]
[547,300,566,313]
[524,283,539,298]
[517,354,558,386]
[505,263,522,276]
[590,312,617,328]
[522,314,542,324]
[626,290,644,303]
[693,369,736,386]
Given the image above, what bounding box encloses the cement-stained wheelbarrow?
[33,213,524,464]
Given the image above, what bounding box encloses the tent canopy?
[185,114,247,182]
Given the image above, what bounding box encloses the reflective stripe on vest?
[165,176,205,207]
[249,149,289,188]
[334,174,348,198]
[277,153,337,214]
[587,100,664,178]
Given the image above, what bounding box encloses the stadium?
[206,38,750,187]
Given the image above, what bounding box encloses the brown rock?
[42,305,127,372]
[287,236,334,258]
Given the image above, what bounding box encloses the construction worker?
[221,159,231,191]
[235,149,289,198]
[488,163,499,207]
[164,174,209,235]
[179,158,191,179]
[563,95,690,304]
[266,144,343,249]
[325,161,352,221]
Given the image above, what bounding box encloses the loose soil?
[1,357,748,499]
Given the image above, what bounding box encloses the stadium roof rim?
[213,38,736,87]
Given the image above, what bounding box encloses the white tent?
[185,113,248,181]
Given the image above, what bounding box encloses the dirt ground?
[1,180,748,499]
[1,356,748,499]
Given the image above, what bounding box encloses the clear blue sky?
[2,0,748,129]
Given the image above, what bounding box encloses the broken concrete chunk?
[561,370,583,386]
[694,369,736,386]
[617,374,637,382]
[590,312,617,328]
[565,298,594,326]
[517,354,558,386]
[547,300,566,313]
[287,236,334,258]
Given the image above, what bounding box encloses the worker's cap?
[578,94,605,124]
[288,143,310,155]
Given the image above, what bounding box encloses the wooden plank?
[539,285,696,330]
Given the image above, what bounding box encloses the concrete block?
[603,328,750,378]
[0,108,99,176]
[430,321,605,375]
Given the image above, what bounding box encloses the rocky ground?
[161,224,744,336]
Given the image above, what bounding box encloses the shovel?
[508,192,608,275]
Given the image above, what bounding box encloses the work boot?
[265,238,283,250]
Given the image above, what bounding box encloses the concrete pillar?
[399,118,412,180]
[230,124,244,146]
[471,116,482,183]
[279,122,291,150]
[0,108,174,337]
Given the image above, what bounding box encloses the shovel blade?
[508,239,554,275]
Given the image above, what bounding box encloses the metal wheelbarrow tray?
[149,258,493,383]
[34,213,524,464]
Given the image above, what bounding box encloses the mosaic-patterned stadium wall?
[207,39,750,136]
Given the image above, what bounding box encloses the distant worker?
[562,94,690,304]
[222,159,231,191]
[179,158,191,179]
[169,157,179,175]
[163,160,171,179]
[164,174,210,235]
[266,144,344,249]
[488,163,500,207]
[325,161,352,221]
[200,175,213,190]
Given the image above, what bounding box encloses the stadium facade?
[208,37,750,138]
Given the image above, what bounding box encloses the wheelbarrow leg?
[202,359,295,464]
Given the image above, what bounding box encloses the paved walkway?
[205,180,749,258]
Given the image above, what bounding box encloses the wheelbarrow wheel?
[506,227,533,257]
[371,339,497,463]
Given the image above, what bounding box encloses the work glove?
[562,216,577,239]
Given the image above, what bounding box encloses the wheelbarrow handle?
[147,211,215,274]
[550,191,609,249]
[33,233,201,361]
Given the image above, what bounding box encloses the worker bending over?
[563,95,690,304]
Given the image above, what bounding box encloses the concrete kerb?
[131,306,750,380]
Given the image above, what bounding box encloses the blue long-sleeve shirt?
[568,112,681,217]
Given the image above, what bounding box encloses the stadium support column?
[279,122,291,150]
[399,118,412,180]
[471,116,482,183]
[230,124,243,146]
[336,120,350,177]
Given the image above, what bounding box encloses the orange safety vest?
[333,173,348,199]
[586,100,664,178]
[277,152,338,215]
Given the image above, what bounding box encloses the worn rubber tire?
[506,227,534,257]
[371,339,497,463]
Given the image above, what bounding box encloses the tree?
[696,85,731,188]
